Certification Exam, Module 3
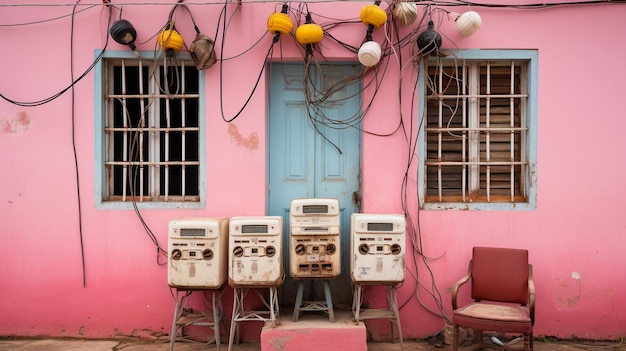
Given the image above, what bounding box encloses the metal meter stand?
[352,283,403,349]
[169,287,226,351]
[293,279,335,322]
[228,286,280,351]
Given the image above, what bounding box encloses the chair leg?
[475,329,484,349]
[524,335,529,351]
[452,325,459,351]
[524,332,534,351]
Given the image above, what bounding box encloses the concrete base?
[260,310,366,351]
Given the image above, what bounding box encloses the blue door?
[268,63,362,307]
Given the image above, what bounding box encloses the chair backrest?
[471,247,529,304]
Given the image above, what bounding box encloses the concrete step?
[260,310,367,351]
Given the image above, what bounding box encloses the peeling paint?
[567,293,581,307]
[269,335,291,350]
[130,328,166,339]
[227,123,259,150]
[556,274,583,307]
[568,272,582,306]
[1,111,31,135]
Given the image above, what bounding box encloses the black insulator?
[417,20,442,56]
[110,19,137,51]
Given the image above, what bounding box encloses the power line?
[1,0,625,7]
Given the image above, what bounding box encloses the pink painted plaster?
[1,0,625,342]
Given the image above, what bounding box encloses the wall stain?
[269,335,291,351]
[227,123,258,150]
[556,272,582,308]
[1,111,31,135]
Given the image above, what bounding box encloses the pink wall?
[1,0,626,341]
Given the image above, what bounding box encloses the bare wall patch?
[227,123,258,150]
[1,111,31,135]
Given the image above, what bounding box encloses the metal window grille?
[424,59,529,204]
[103,57,200,203]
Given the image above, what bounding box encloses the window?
[419,50,537,210]
[95,52,205,208]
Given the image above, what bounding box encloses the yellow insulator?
[158,29,184,52]
[360,4,387,29]
[295,23,323,45]
[267,12,293,36]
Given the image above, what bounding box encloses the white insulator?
[358,41,382,67]
[456,11,482,37]
[394,2,418,26]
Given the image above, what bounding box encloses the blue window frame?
[94,50,206,209]
[418,50,537,210]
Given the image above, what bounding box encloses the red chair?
[451,247,535,351]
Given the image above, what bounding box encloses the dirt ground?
[1,336,625,351]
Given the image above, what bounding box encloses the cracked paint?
[227,123,259,150]
[1,111,31,135]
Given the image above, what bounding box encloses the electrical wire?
[124,95,169,265]
[118,54,173,265]
[435,0,626,8]
[2,0,625,6]
[65,0,119,287]
[219,42,274,122]
[292,2,428,138]
[217,2,277,123]
[0,4,97,27]
[114,2,196,268]
[70,0,88,288]
[380,6,451,325]
[3,0,622,105]
[397,64,451,324]
[0,5,109,107]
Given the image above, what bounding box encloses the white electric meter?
[289,198,341,278]
[168,218,229,289]
[228,216,284,287]
[350,213,406,283]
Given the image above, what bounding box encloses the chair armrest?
[452,261,472,310]
[528,264,536,324]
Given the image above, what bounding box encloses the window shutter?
[424,60,528,203]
